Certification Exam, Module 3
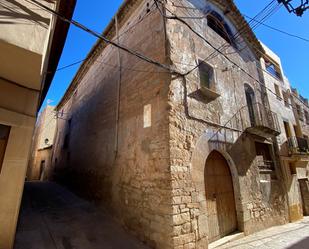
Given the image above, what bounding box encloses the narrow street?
[216,217,309,249]
[14,182,149,249]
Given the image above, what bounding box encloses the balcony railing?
[241,102,281,136]
[287,137,309,155]
[208,103,281,152]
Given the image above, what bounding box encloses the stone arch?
[190,133,243,243]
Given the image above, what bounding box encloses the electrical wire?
[23,0,307,112]
[243,14,309,43]
[171,0,280,72]
[155,0,308,110]
[23,0,182,76]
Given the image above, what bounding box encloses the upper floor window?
[296,104,304,121]
[264,57,282,80]
[304,110,309,125]
[282,91,290,108]
[207,12,233,45]
[274,84,281,100]
[198,61,214,89]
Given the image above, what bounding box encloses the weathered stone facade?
[165,1,287,247]
[50,0,295,248]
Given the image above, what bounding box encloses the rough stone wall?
[52,2,174,248]
[165,0,288,247]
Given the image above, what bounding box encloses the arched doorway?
[244,84,256,127]
[205,150,237,243]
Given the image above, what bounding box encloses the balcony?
[286,137,309,167]
[242,103,281,137]
[288,137,309,155]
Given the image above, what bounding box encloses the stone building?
[51,0,289,248]
[27,105,57,181]
[0,1,76,248]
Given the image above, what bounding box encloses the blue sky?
[41,0,309,109]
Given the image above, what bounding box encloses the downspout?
[114,15,122,159]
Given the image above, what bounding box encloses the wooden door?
[205,151,237,243]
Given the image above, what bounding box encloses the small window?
[304,110,309,125]
[274,84,281,100]
[296,104,304,121]
[198,61,214,89]
[282,91,290,108]
[264,57,282,80]
[207,13,232,45]
[283,121,291,138]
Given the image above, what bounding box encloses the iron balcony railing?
[208,103,280,151]
[244,102,281,134]
[287,137,309,155]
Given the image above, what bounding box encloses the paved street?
[217,217,309,249]
[14,181,309,249]
[14,182,149,249]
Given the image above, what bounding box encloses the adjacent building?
[260,43,307,222]
[27,105,57,181]
[0,1,76,248]
[50,0,293,248]
[290,88,309,215]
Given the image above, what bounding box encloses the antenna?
[278,0,309,16]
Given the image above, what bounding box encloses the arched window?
[207,11,234,45]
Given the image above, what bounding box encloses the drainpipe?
[114,15,122,159]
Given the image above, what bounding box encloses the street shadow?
[286,236,309,249]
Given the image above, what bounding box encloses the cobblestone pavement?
[217,217,309,249]
[14,181,149,249]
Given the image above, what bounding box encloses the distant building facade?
[50,0,293,248]
[0,1,76,248]
[260,43,309,222]
[28,105,57,181]
[290,88,309,215]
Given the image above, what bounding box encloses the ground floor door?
[205,151,237,243]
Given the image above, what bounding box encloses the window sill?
[198,87,220,100]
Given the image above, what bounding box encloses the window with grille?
[264,58,282,80]
[206,11,234,47]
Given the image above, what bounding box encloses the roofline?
[56,0,140,110]
[38,0,77,110]
[56,0,265,110]
[215,0,265,57]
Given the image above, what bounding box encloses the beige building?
[0,1,75,248]
[27,105,57,181]
[290,88,309,215]
[50,0,292,248]
[259,43,308,222]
